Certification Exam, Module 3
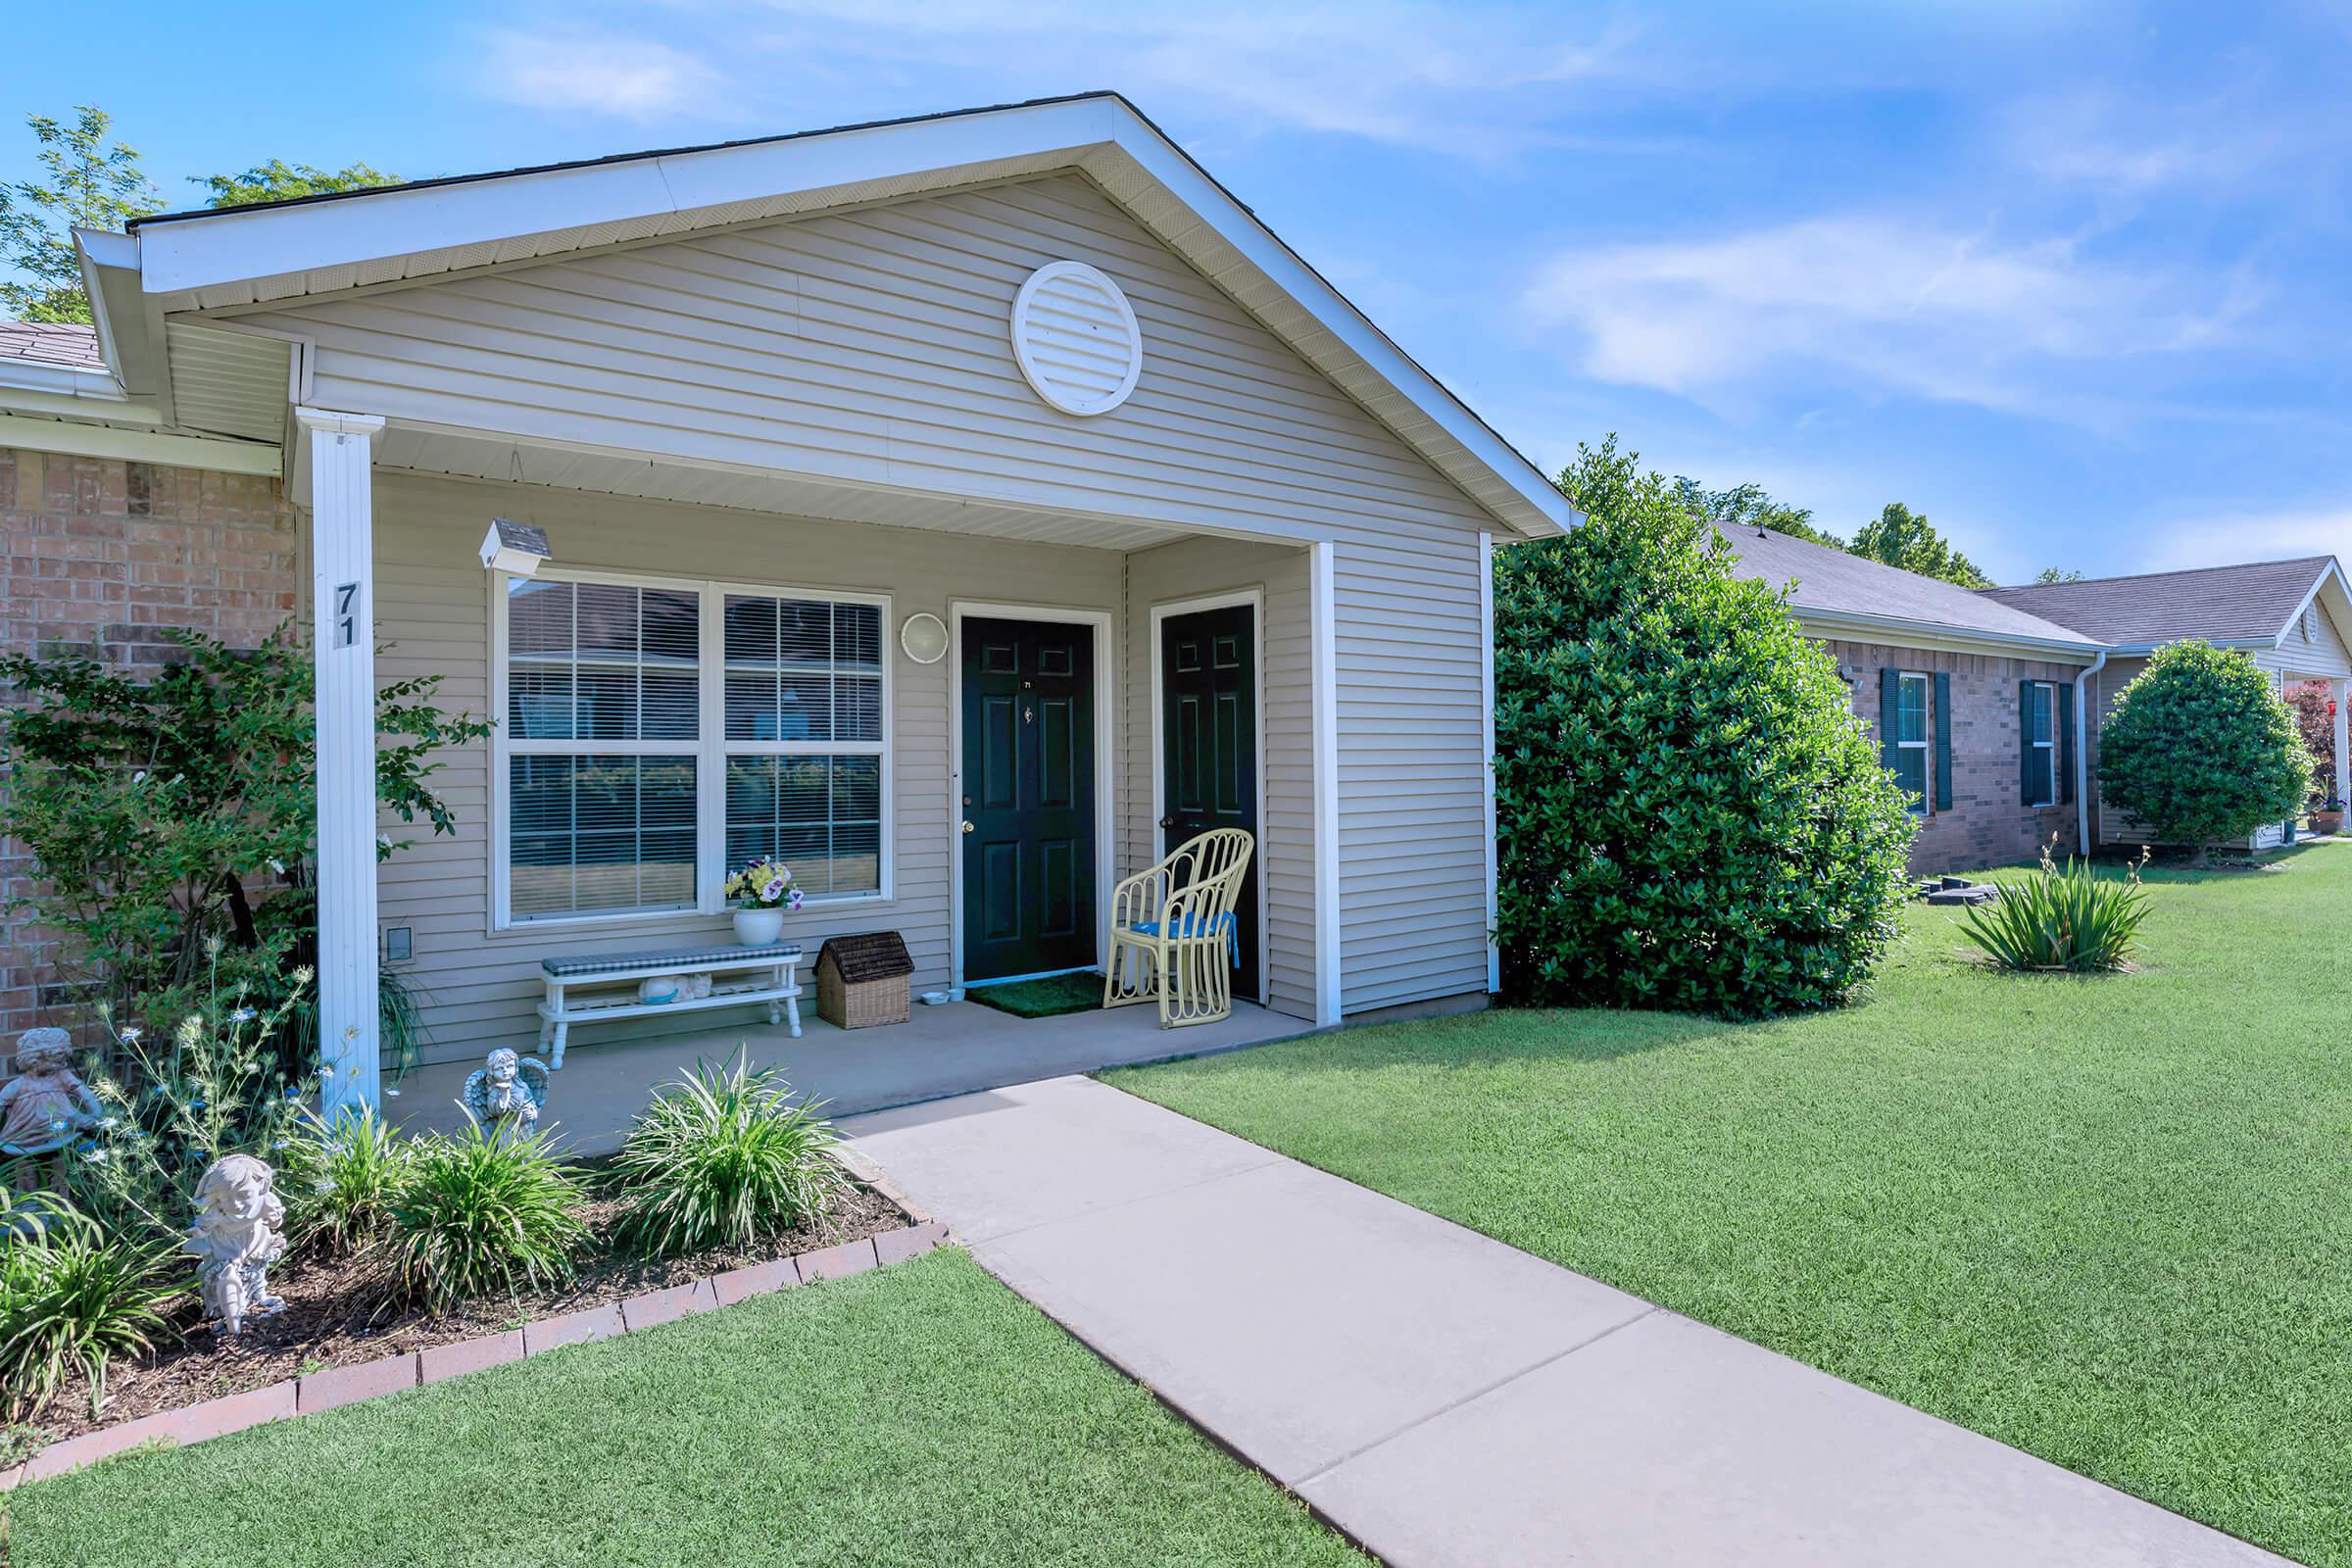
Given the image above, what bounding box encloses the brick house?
[1714,522,2105,875]
[0,322,299,1040]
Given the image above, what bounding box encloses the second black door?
[1159,603,1259,1001]
[961,617,1096,983]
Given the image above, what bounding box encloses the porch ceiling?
[372,422,1194,551]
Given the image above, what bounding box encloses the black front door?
[1160,604,1259,1000]
[961,617,1096,983]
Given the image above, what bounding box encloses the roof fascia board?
[0,413,279,475]
[130,98,1125,299]
[2272,558,2348,647]
[1793,605,2104,662]
[0,360,133,407]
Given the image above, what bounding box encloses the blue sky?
[6,1,2349,581]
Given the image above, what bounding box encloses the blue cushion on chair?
[1130,911,1240,967]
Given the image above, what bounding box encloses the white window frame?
[2027,678,2059,808]
[1896,670,1933,816]
[490,564,894,930]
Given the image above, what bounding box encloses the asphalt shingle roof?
[1712,522,2102,650]
[0,320,104,373]
[1979,558,2333,648]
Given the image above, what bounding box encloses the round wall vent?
[1009,261,1143,416]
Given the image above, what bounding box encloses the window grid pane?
[506,578,701,744]
[509,755,698,919]
[723,753,884,899]
[723,595,883,744]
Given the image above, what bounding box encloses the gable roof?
[77,92,1571,538]
[1981,557,2341,650]
[1714,522,2104,658]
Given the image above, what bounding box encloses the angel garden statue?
[187,1153,288,1336]
[464,1047,550,1132]
[0,1028,105,1156]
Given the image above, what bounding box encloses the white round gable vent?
[1009,261,1143,416]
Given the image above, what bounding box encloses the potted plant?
[2313,795,2345,835]
[724,858,803,946]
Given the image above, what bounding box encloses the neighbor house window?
[497,572,890,923]
[2025,679,2058,807]
[1894,672,1932,812]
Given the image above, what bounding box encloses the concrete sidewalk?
[845,1076,2287,1568]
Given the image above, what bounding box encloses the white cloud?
[1521,214,2249,420]
[2143,509,2352,572]
[475,28,726,120]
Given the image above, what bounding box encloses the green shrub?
[614,1055,843,1256]
[2098,640,2312,865]
[0,1193,175,1421]
[281,1104,409,1255]
[1495,438,1917,1015]
[388,1120,585,1314]
[1960,842,2151,972]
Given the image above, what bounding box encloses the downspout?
[2075,651,2108,856]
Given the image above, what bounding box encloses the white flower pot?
[732,906,785,947]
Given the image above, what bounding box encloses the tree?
[2033,566,2084,584]
[1494,437,1917,1016]
[1671,476,1845,549]
[0,106,159,322]
[195,159,401,210]
[2097,641,2312,866]
[1848,502,1991,588]
[2285,681,2335,804]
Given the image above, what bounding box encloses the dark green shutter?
[2019,680,2035,804]
[1933,671,1953,810]
[1880,668,1901,773]
[2057,680,2076,805]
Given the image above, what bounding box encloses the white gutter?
[2075,650,2108,856]
[1791,605,2106,662]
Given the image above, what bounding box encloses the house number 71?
[333,582,359,649]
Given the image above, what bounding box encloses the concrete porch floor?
[392,996,1304,1155]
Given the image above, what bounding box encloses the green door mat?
[966,971,1105,1019]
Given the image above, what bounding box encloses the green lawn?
[1116,844,2352,1567]
[6,1250,1360,1568]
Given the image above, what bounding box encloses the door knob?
[961,820,975,834]
[1158,816,1175,830]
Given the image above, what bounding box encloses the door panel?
[1160,603,1259,1001]
[961,617,1096,982]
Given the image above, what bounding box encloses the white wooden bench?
[536,942,803,1069]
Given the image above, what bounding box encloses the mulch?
[27,1177,910,1448]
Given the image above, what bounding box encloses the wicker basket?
[815,932,913,1029]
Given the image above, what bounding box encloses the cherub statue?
[464,1048,550,1132]
[186,1154,287,1336]
[0,1028,104,1155]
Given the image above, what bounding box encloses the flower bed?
[21,1154,920,1455]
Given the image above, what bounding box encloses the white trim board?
[946,599,1119,991]
[1148,586,1271,1006]
[1308,541,1342,1027]
[1478,530,1498,998]
[0,414,279,475]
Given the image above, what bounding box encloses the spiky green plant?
[0,1193,175,1421]
[281,1103,410,1255]
[614,1054,844,1257]
[387,1119,584,1314]
[1959,840,2152,973]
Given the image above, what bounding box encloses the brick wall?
[1823,637,2083,875]
[0,447,299,1040]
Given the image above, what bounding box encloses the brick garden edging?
[3,1219,949,1492]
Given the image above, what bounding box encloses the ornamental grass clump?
[0,1192,175,1421]
[1959,840,2151,974]
[388,1119,585,1314]
[615,1054,843,1256]
[281,1104,410,1255]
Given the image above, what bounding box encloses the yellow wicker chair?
[1102,828,1255,1026]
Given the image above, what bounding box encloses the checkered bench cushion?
[541,943,802,979]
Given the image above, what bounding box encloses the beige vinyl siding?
[241,172,1497,553]
[1119,537,1315,1021]
[368,470,1125,1067]
[1332,532,1492,1011]
[2253,601,2352,680]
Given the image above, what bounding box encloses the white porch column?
[1310,540,1342,1028]
[1478,531,1498,996]
[299,408,386,1117]
[2334,678,2349,809]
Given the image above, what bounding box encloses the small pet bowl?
[919,990,952,1006]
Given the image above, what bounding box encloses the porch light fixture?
[480,518,553,576]
[900,612,949,664]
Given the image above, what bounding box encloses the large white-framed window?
[1894,671,1932,813]
[2025,679,2058,808]
[492,567,891,928]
